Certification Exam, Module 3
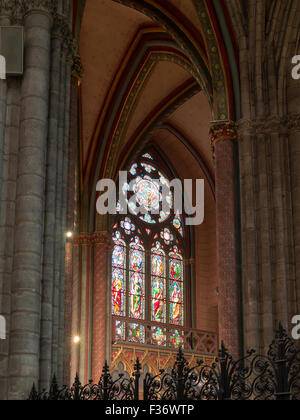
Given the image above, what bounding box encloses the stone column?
[0,13,9,224]
[63,57,82,385]
[0,80,20,400]
[91,233,109,381]
[0,11,12,400]
[39,17,63,392]
[70,239,81,382]
[287,71,300,315]
[288,115,300,315]
[57,33,72,387]
[8,6,53,400]
[210,121,241,358]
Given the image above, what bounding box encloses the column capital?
[1,0,59,23]
[287,114,300,132]
[0,0,22,23]
[22,0,58,16]
[52,13,72,46]
[209,120,237,155]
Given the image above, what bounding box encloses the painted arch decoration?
[75,0,240,231]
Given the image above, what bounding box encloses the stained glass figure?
[151,243,166,323]
[112,269,125,316]
[112,234,126,317]
[129,239,145,320]
[169,249,184,326]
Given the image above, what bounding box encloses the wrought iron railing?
[112,316,218,355]
[29,324,300,400]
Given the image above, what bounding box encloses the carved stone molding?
[52,13,72,48]
[73,232,111,248]
[0,0,22,23]
[287,114,300,132]
[0,0,59,23]
[237,116,291,136]
[22,0,58,16]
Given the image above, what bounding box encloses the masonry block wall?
[0,0,77,400]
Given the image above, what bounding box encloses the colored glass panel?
[112,268,125,316]
[160,228,174,245]
[129,272,144,319]
[115,321,125,342]
[169,251,184,326]
[135,177,160,212]
[151,244,166,323]
[152,327,166,346]
[130,249,143,272]
[121,217,136,235]
[129,241,145,320]
[141,163,156,173]
[112,245,125,267]
[142,153,153,160]
[152,253,164,277]
[170,259,182,281]
[151,277,166,323]
[128,324,145,344]
[170,330,184,348]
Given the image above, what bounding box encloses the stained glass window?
[121,217,136,235]
[129,238,145,320]
[169,247,184,326]
[151,242,166,323]
[112,152,186,349]
[142,153,153,160]
[160,228,174,245]
[112,232,126,317]
[128,323,145,344]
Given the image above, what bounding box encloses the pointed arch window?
[111,152,187,348]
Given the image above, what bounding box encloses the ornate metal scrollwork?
[28,324,300,401]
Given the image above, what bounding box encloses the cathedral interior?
[0,0,300,400]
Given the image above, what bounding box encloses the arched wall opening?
[66,0,241,384]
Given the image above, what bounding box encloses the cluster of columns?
[0,0,78,400]
[227,0,300,355]
[69,232,111,386]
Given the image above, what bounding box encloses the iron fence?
[29,324,300,401]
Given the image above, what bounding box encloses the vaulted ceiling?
[79,0,216,190]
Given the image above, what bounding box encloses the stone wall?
[227,0,300,353]
[0,0,78,400]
